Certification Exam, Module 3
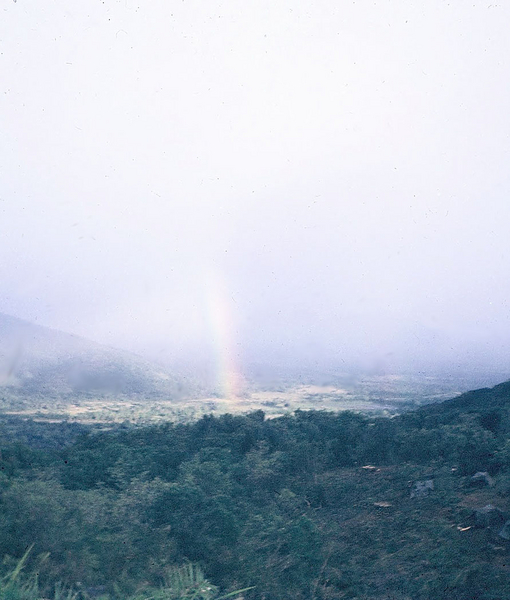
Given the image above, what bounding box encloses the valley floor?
[0,372,491,424]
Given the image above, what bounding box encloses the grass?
[0,554,250,600]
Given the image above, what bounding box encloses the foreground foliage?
[2,381,510,599]
[0,554,250,600]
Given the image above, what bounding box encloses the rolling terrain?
[0,312,200,413]
[1,313,508,424]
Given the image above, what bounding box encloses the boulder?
[498,520,510,541]
[361,465,379,472]
[473,505,507,530]
[410,479,434,498]
[470,472,494,487]
[374,501,392,508]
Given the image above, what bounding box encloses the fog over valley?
[1,1,509,389]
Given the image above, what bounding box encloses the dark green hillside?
[412,379,510,419]
[2,381,510,599]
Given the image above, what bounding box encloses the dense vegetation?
[2,381,510,599]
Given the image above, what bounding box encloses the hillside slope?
[0,312,196,403]
[402,378,510,433]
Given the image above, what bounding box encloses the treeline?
[1,383,510,599]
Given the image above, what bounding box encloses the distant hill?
[418,379,510,415]
[400,378,510,437]
[438,380,510,411]
[0,312,197,402]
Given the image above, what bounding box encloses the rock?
[473,505,507,530]
[470,472,494,487]
[410,479,434,498]
[498,520,510,541]
[489,543,507,552]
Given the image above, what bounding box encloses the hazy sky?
[1,1,510,375]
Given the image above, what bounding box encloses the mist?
[1,1,509,381]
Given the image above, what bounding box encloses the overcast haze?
[1,1,510,378]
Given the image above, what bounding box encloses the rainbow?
[203,270,243,400]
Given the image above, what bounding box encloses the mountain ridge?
[0,312,197,400]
